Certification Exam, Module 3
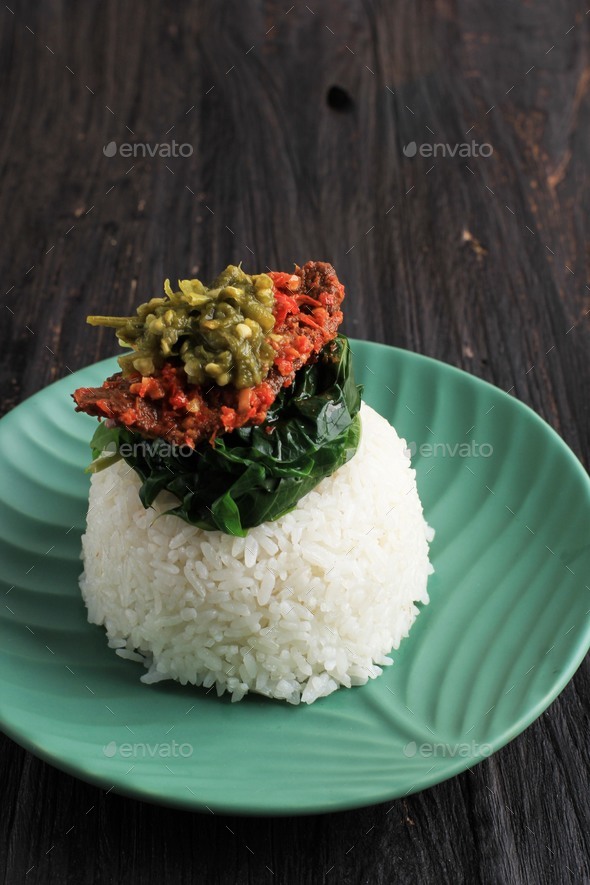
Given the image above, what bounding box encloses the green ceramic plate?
[1,340,589,815]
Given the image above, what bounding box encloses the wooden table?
[2,2,589,882]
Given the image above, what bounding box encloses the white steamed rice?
[80,402,434,704]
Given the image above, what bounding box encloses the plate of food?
[1,261,589,814]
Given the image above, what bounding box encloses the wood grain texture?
[1,1,590,882]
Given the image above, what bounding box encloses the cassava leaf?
[86,423,124,473]
[88,335,362,536]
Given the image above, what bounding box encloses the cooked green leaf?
[87,423,123,473]
[88,335,362,536]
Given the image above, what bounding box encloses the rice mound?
[80,402,434,704]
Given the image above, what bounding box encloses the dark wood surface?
[1,1,590,882]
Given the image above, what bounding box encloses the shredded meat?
[73,261,345,447]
